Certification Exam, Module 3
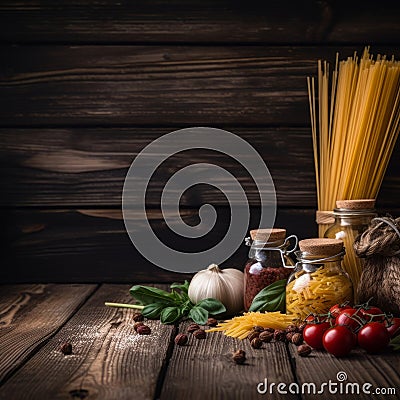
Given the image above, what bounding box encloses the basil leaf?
[160,307,182,324]
[390,335,400,351]
[249,279,286,313]
[142,303,165,319]
[196,298,226,315]
[170,281,190,294]
[181,300,193,314]
[129,285,175,306]
[189,306,208,325]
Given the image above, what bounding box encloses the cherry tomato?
[323,325,356,357]
[386,317,400,338]
[336,308,365,332]
[359,306,385,323]
[358,322,390,353]
[303,322,331,349]
[329,303,353,319]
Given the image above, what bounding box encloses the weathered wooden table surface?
[0,284,399,400]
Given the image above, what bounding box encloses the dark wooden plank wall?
[0,0,399,283]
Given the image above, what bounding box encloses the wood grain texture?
[0,284,176,400]
[0,284,97,383]
[161,321,299,400]
[0,127,315,207]
[1,46,399,126]
[1,207,320,283]
[288,344,400,400]
[0,127,398,208]
[0,1,399,44]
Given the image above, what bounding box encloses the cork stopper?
[299,238,344,257]
[250,228,286,243]
[336,199,375,210]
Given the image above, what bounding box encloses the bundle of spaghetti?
[308,47,400,237]
[286,266,353,320]
[206,312,295,339]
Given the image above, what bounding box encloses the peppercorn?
[193,329,206,339]
[297,344,312,357]
[247,331,260,342]
[297,323,306,333]
[133,313,144,322]
[274,329,287,342]
[250,337,263,349]
[133,322,145,332]
[286,332,295,342]
[207,318,218,327]
[232,349,246,364]
[60,342,72,355]
[137,325,151,335]
[263,327,275,333]
[187,323,201,333]
[253,326,264,332]
[259,331,274,343]
[291,333,303,346]
[174,333,188,346]
[286,324,298,333]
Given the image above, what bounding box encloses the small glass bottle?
[324,199,377,300]
[286,238,353,320]
[243,228,297,311]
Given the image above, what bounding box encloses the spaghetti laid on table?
[207,312,295,339]
[308,47,400,237]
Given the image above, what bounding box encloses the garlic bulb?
[188,264,244,314]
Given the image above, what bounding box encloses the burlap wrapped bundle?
[354,217,400,316]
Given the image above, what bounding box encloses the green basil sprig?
[128,281,226,325]
[248,279,286,313]
[390,334,400,351]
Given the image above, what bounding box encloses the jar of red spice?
[243,228,298,311]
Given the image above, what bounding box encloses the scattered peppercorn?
[286,332,295,342]
[133,322,145,332]
[263,327,275,333]
[137,325,151,335]
[250,337,263,349]
[175,333,188,346]
[297,323,306,333]
[291,333,303,346]
[193,329,206,340]
[60,342,72,355]
[207,318,218,327]
[286,324,298,333]
[232,349,246,364]
[297,344,312,357]
[274,329,287,342]
[259,331,274,343]
[253,326,265,332]
[132,313,144,322]
[247,331,260,342]
[187,323,201,333]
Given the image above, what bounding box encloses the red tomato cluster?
[302,302,400,358]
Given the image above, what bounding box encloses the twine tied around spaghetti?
[354,216,400,258]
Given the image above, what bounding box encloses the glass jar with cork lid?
[324,199,377,299]
[243,228,297,311]
[286,238,353,320]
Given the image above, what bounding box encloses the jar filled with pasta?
[286,238,353,320]
[324,199,377,301]
[244,228,297,311]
